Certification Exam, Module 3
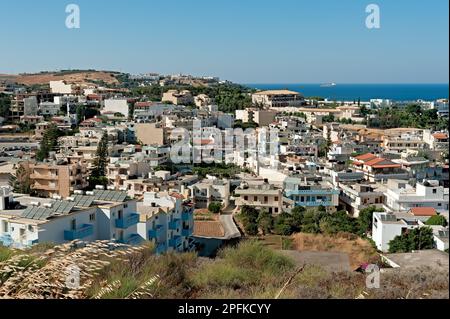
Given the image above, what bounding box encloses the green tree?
[36,124,61,161]
[257,210,274,235]
[9,164,31,194]
[273,212,296,235]
[208,202,222,214]
[319,210,358,234]
[89,132,109,188]
[358,206,384,235]
[300,210,327,234]
[426,215,448,227]
[388,227,434,253]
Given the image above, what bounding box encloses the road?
[219,214,241,240]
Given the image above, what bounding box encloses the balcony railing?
[169,236,182,248]
[148,225,163,239]
[285,189,340,197]
[64,224,94,241]
[117,234,142,245]
[115,213,139,229]
[168,219,181,230]
[181,228,193,237]
[295,201,333,207]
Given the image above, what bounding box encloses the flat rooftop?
[383,249,449,270]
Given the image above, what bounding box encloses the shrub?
[208,202,222,214]
[426,215,448,227]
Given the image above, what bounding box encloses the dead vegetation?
[292,232,379,269]
[0,240,447,299]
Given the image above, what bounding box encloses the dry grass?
[292,232,379,269]
[0,71,119,86]
[0,240,447,299]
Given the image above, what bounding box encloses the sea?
[243,83,449,102]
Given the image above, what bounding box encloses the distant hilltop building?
[162,90,194,105]
[252,90,304,108]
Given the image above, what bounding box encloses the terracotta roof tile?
[193,221,225,237]
[409,207,437,217]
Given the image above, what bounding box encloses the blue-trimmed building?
[283,177,340,212]
[0,187,141,248]
[137,192,194,254]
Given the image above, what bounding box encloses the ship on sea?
[320,82,337,87]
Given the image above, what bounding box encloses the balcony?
[118,234,142,245]
[296,201,333,207]
[168,219,181,230]
[30,174,57,180]
[115,213,139,229]
[181,211,193,221]
[181,228,193,237]
[148,225,163,239]
[169,236,182,248]
[64,224,94,241]
[285,189,340,197]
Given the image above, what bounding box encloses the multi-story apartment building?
[283,176,339,212]
[107,159,151,190]
[252,90,304,108]
[0,188,139,248]
[137,191,194,254]
[423,130,449,151]
[382,129,426,153]
[234,182,287,214]
[235,109,277,126]
[188,178,230,209]
[351,153,408,182]
[25,159,89,198]
[384,179,449,212]
[9,94,38,121]
[338,183,385,217]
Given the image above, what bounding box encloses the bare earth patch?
[292,232,379,269]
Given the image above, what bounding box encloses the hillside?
[0,70,120,86]
[0,240,448,299]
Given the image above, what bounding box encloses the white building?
[103,99,129,117]
[384,179,449,212]
[136,192,194,254]
[50,80,73,94]
[372,212,421,252]
[0,188,140,248]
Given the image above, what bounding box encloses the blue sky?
[0,0,448,83]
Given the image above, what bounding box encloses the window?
[254,196,258,201]
[274,208,278,213]
[124,203,128,208]
[244,196,248,200]
[71,219,76,231]
[89,213,96,221]
[433,189,437,194]
[264,196,268,203]
[274,197,279,201]
[2,221,9,233]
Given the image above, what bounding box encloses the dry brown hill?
[0,70,120,86]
